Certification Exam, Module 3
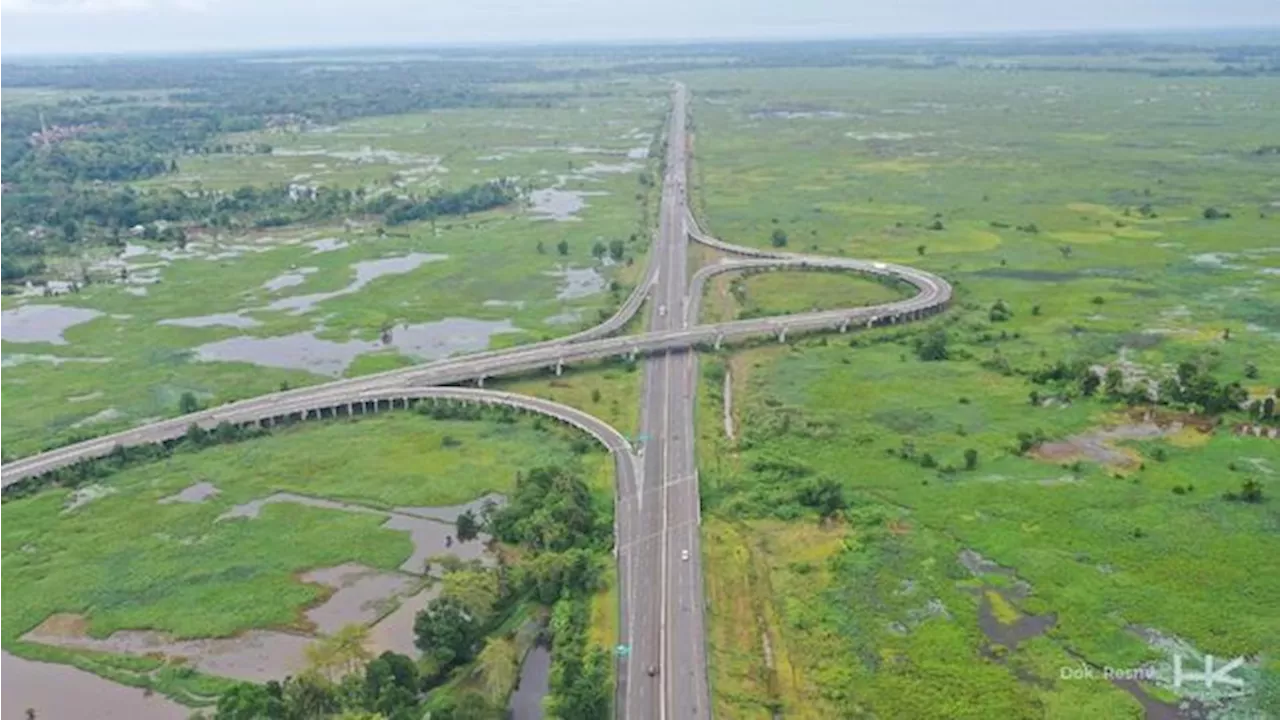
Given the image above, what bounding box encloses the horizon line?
[3,24,1279,62]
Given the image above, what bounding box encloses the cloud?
[3,0,209,15]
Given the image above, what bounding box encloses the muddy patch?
[159,481,221,504]
[191,317,517,376]
[2,651,188,720]
[158,312,261,329]
[975,587,1056,650]
[1033,417,1188,468]
[23,617,312,683]
[1,304,104,345]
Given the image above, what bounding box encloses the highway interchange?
[0,85,952,719]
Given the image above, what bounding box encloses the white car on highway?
[658,304,667,317]
[681,549,690,561]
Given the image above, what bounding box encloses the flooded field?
[2,652,188,720]
[158,312,261,329]
[220,491,491,573]
[0,304,104,344]
[191,317,518,376]
[368,585,440,657]
[264,252,448,314]
[528,188,607,221]
[158,481,221,504]
[299,564,420,634]
[546,265,607,300]
[18,488,499,688]
[262,266,319,291]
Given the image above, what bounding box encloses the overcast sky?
[2,0,1278,57]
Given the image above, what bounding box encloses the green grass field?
[1,406,627,709]
[686,61,1280,719]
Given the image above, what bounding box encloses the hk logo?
[1173,654,1245,689]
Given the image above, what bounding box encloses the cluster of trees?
[213,643,423,720]
[2,179,521,272]
[375,179,520,226]
[1026,358,1250,415]
[1,52,578,272]
[545,596,611,718]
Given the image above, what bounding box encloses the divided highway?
[0,85,952,720]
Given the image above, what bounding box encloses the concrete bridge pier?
[777,326,787,343]
[477,376,486,388]
[555,359,564,376]
[714,333,723,350]
[839,318,850,333]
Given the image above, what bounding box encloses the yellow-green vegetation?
[689,54,1280,719]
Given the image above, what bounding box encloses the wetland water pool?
[9,490,504,713]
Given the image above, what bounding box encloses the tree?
[927,220,944,231]
[916,243,928,255]
[456,509,480,543]
[608,238,625,262]
[215,682,282,720]
[964,448,978,470]
[1104,367,1124,397]
[988,299,1012,322]
[770,228,788,248]
[591,241,606,260]
[796,476,847,520]
[1203,206,1231,220]
[590,388,601,403]
[414,596,480,667]
[1081,372,1101,397]
[179,391,201,414]
[442,568,499,624]
[475,637,519,705]
[556,239,569,256]
[363,652,419,719]
[305,624,373,681]
[536,240,545,254]
[281,672,341,720]
[1245,362,1259,379]
[914,330,949,362]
